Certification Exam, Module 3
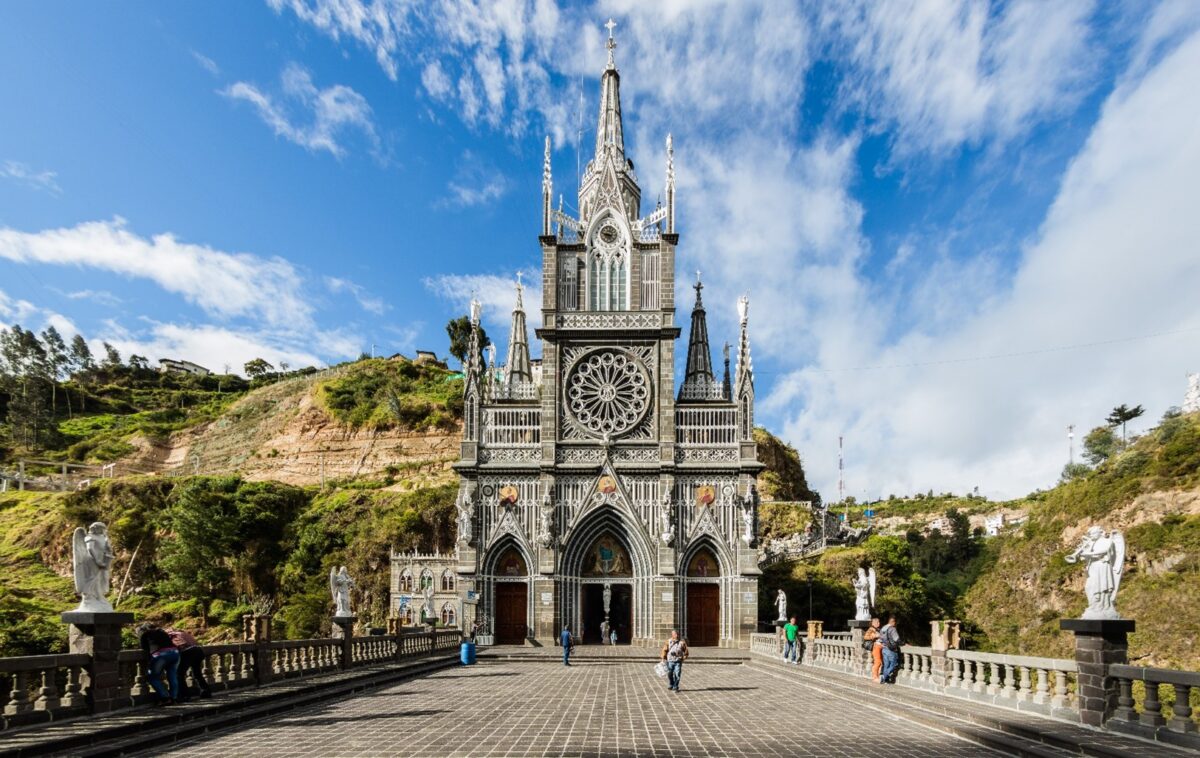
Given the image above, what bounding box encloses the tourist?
[864,617,882,682]
[880,616,902,684]
[137,623,180,705]
[782,616,801,664]
[561,625,574,666]
[164,624,212,700]
[661,629,689,692]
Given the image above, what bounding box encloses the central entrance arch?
[559,504,655,644]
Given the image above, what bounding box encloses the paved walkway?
[148,660,994,757]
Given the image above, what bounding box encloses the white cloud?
[223,63,378,158]
[423,270,542,342]
[0,217,312,328]
[325,275,386,315]
[825,0,1098,158]
[191,50,220,75]
[1,160,62,195]
[767,24,1200,499]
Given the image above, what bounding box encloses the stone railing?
[1108,664,1200,747]
[0,653,91,727]
[1,627,461,731]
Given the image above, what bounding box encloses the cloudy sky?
[2,1,1198,500]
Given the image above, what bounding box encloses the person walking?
[782,616,801,664]
[660,629,689,692]
[164,625,212,700]
[561,625,574,666]
[137,623,180,705]
[864,617,883,682]
[880,616,902,684]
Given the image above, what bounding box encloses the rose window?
[566,350,650,437]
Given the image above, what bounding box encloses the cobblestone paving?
[153,661,997,757]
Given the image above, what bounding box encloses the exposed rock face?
[120,374,459,487]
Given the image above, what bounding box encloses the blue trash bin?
[460,641,476,665]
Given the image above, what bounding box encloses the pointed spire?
[504,275,532,386]
[665,133,675,233]
[680,272,716,400]
[541,135,552,235]
[594,19,625,163]
[734,295,755,437]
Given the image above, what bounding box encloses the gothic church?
[453,26,762,648]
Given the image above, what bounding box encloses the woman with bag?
[660,629,689,693]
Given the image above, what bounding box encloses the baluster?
[1032,668,1049,705]
[62,665,85,707]
[1017,666,1032,702]
[1141,680,1166,726]
[1052,671,1070,710]
[5,671,31,715]
[1114,677,1137,722]
[985,662,1000,695]
[1168,684,1196,734]
[34,667,60,711]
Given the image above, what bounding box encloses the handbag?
[654,661,668,678]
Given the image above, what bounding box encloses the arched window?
[420,569,434,590]
[399,569,413,593]
[441,570,456,592]
[440,602,457,627]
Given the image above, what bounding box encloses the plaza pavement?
[146,658,997,757]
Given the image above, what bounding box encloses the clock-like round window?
[566,350,651,437]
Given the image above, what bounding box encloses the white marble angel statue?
[853,566,876,621]
[72,522,115,612]
[330,566,354,618]
[1065,526,1125,619]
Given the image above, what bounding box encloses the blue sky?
[3,1,1199,499]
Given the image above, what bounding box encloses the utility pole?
[1067,425,1075,465]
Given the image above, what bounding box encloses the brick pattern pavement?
[149,660,996,757]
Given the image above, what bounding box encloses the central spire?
[594,18,625,163]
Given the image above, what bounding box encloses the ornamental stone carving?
[565,349,651,438]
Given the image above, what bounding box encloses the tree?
[244,357,274,379]
[445,316,490,366]
[101,342,122,371]
[1083,425,1118,465]
[1106,404,1145,446]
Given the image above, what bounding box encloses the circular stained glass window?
[566,350,651,437]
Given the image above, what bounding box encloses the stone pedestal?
[849,619,872,675]
[61,611,133,714]
[332,616,357,670]
[1061,618,1135,727]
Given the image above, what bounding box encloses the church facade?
[453,28,762,648]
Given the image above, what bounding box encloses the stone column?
[333,616,357,670]
[849,619,871,675]
[1060,619,1136,727]
[60,611,133,713]
[803,620,823,663]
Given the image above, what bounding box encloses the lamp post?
[807,576,813,621]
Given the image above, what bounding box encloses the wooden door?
[494,583,528,644]
[686,584,720,647]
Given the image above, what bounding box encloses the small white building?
[389,550,461,628]
[158,358,212,376]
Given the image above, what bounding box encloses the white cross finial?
[605,18,616,39]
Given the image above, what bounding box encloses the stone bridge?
[2,616,1198,757]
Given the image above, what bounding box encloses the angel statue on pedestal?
[72,522,115,612]
[330,566,355,618]
[1065,526,1126,620]
[853,566,876,621]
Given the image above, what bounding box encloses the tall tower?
[452,20,762,650]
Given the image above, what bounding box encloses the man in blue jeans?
[880,615,902,684]
[560,625,574,666]
[661,629,689,692]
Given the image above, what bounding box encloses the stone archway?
[559,506,655,644]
